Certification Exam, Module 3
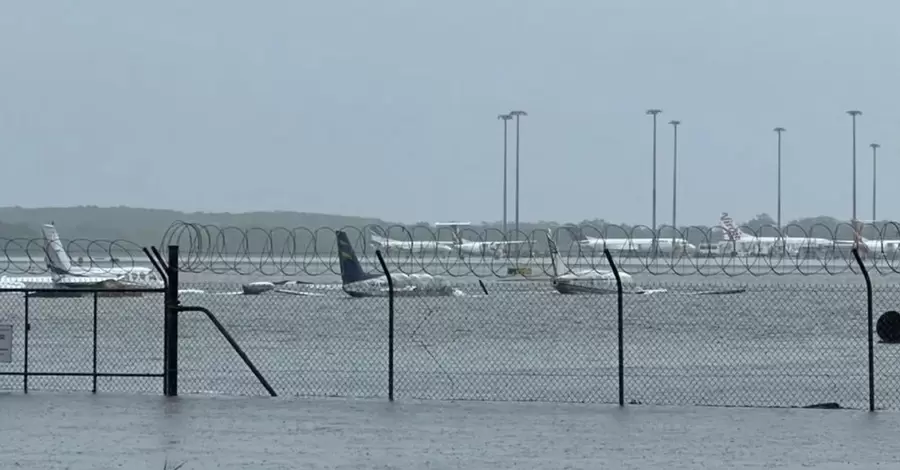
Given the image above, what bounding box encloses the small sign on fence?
[0,324,11,363]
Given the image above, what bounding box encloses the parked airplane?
[546,230,644,294]
[841,219,900,255]
[546,230,744,296]
[565,226,696,255]
[40,224,165,289]
[337,230,464,297]
[718,212,833,255]
[432,221,526,259]
[367,227,455,256]
[0,224,166,292]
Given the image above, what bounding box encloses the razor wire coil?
[4,220,900,278]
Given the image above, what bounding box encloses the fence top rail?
[0,287,166,293]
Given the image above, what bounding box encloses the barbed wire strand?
[3,220,900,278]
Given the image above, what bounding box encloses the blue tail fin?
[336,231,378,284]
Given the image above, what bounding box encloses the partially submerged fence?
[0,287,165,393]
[2,246,900,411]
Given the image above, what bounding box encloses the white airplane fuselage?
[454,239,525,258]
[577,237,695,254]
[368,232,454,255]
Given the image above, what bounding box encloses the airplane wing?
[214,288,326,296]
[273,288,325,297]
[691,287,746,295]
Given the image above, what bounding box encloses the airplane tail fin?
[718,212,741,241]
[367,226,389,244]
[448,226,463,244]
[41,223,73,276]
[546,229,571,276]
[336,231,377,284]
[852,219,870,253]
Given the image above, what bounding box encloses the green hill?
[0,205,393,247]
[0,220,39,239]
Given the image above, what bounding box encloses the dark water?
[2,393,899,469]
[2,280,900,410]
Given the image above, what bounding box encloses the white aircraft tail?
[718,212,747,241]
[367,227,390,245]
[41,224,73,276]
[851,219,871,253]
[546,229,572,276]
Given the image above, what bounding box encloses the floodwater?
[3,392,900,469]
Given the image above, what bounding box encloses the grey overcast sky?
[1,0,898,226]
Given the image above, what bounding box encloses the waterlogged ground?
[3,393,900,469]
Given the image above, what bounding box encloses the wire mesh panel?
[176,283,387,398]
[393,281,620,403]
[94,293,165,393]
[0,292,27,391]
[623,282,869,409]
[25,295,97,391]
[0,289,165,394]
[871,285,900,410]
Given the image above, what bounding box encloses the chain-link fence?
[0,288,165,394]
[162,275,899,410]
[3,274,900,410]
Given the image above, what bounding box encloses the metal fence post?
[23,291,29,394]
[375,250,394,402]
[92,291,98,394]
[164,245,180,397]
[603,248,625,407]
[851,247,875,411]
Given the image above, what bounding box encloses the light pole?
[774,127,785,228]
[509,110,527,238]
[669,120,680,238]
[498,113,513,237]
[646,109,662,254]
[847,110,862,222]
[871,143,880,221]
